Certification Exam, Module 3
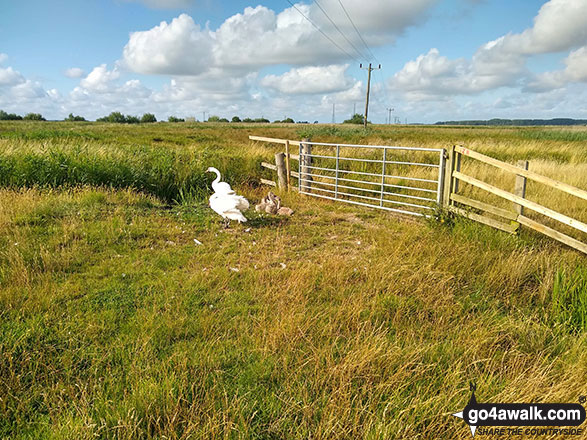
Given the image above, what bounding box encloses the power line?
[285,0,361,64]
[336,0,391,122]
[336,0,378,63]
[377,67,391,106]
[313,0,369,62]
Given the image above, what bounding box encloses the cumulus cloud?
[311,0,434,37]
[80,64,120,92]
[0,53,7,64]
[390,47,526,100]
[0,66,25,87]
[153,69,258,104]
[499,0,587,55]
[123,14,213,75]
[527,45,587,91]
[122,1,435,75]
[261,64,354,94]
[389,0,587,100]
[65,67,85,78]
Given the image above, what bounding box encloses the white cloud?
[80,64,120,92]
[564,45,587,81]
[330,80,364,102]
[389,47,525,100]
[0,55,56,115]
[500,0,587,55]
[0,66,25,86]
[388,0,587,100]
[10,80,46,99]
[392,49,465,96]
[47,89,61,100]
[261,64,354,94]
[122,1,436,75]
[153,69,257,105]
[122,14,213,75]
[312,0,434,36]
[65,67,85,78]
[527,45,587,91]
[5,0,587,123]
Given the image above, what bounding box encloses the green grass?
[551,267,587,333]
[0,121,586,439]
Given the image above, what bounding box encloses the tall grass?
[0,132,263,203]
[551,267,587,332]
[0,121,586,439]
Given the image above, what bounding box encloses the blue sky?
[1,0,586,122]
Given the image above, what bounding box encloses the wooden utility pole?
[387,107,394,125]
[360,63,380,129]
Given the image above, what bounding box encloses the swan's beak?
[206,167,213,173]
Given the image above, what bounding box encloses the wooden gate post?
[437,149,447,206]
[442,145,455,208]
[442,145,462,208]
[285,140,291,190]
[275,152,287,189]
[513,160,529,216]
[300,138,312,193]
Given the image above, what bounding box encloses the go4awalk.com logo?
[452,383,586,437]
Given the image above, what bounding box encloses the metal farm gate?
[297,141,445,217]
[251,135,587,254]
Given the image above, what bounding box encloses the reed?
[0,121,585,439]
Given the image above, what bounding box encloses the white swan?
[206,167,249,226]
[207,167,234,194]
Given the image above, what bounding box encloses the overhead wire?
[336,0,378,63]
[285,0,393,122]
[284,0,362,64]
[334,0,392,121]
[313,0,369,62]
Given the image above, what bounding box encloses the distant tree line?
[1,110,321,124]
[343,113,368,125]
[96,112,157,123]
[435,118,587,126]
[0,110,46,121]
[65,113,86,121]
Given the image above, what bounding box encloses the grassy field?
[0,121,586,439]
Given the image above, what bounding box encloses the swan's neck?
[211,168,221,188]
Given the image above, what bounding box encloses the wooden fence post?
[513,160,529,216]
[437,149,446,206]
[442,145,456,208]
[300,138,312,193]
[285,140,291,191]
[453,150,462,195]
[275,152,287,189]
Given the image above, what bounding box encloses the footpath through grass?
[0,122,586,439]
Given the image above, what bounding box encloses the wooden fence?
[443,145,587,254]
[250,135,587,255]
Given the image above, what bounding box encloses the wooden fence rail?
[250,135,587,254]
[254,136,303,191]
[444,145,587,254]
[454,146,587,201]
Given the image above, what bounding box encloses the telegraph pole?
[387,108,394,125]
[360,63,380,129]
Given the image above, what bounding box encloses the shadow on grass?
[246,215,288,228]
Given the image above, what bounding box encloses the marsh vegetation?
[0,121,586,439]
